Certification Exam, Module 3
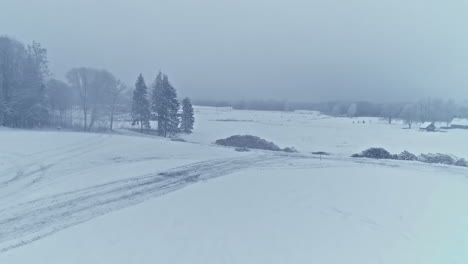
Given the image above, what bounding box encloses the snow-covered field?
[1,107,467,264]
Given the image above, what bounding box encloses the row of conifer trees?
[131,72,194,136]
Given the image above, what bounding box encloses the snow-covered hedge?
[418,153,456,165]
[216,135,297,152]
[398,151,418,161]
[235,147,250,152]
[352,148,468,167]
[351,148,395,159]
[216,135,282,151]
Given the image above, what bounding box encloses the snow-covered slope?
[1,108,467,264]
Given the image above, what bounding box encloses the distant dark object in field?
[171,138,186,142]
[419,122,436,132]
[311,151,330,156]
[398,151,418,161]
[454,158,468,167]
[352,148,468,167]
[283,147,298,153]
[216,135,297,152]
[352,147,394,159]
[235,147,250,152]
[213,119,254,122]
[216,135,281,151]
[418,153,456,165]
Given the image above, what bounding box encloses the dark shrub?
[352,147,468,168]
[418,153,456,165]
[283,147,298,153]
[312,151,330,156]
[353,147,394,159]
[398,151,418,161]
[215,135,282,151]
[171,138,186,142]
[454,158,468,167]
[235,147,250,152]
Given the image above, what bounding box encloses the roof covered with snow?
[450,118,468,127]
[420,122,434,129]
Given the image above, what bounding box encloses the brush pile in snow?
[170,138,186,142]
[454,158,468,167]
[352,148,468,167]
[235,147,250,152]
[283,147,298,153]
[216,135,281,151]
[418,153,456,165]
[351,148,395,159]
[216,135,295,152]
[397,151,418,161]
[311,151,330,156]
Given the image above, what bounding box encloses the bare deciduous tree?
[66,67,118,131]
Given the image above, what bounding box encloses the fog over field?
[1,1,468,264]
[2,0,468,102]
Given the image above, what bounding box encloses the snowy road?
[0,152,289,252]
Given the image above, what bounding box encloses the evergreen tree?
[151,72,179,137]
[181,97,194,133]
[162,74,180,136]
[131,74,151,132]
[151,71,164,133]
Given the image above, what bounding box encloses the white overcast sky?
[1,0,468,102]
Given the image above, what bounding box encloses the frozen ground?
[0,107,467,264]
[182,106,468,158]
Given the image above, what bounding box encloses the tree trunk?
[109,106,115,131]
[83,109,87,131]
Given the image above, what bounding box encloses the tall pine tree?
[151,71,164,133]
[131,74,151,132]
[162,74,180,136]
[181,97,194,133]
[151,72,180,137]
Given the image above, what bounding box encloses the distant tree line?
[194,98,468,127]
[314,99,464,128]
[193,99,291,111]
[0,36,194,135]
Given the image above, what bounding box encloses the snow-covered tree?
[151,72,179,137]
[331,104,342,116]
[67,67,118,131]
[400,103,419,128]
[347,103,358,117]
[162,74,180,136]
[131,74,151,132]
[109,81,126,131]
[47,79,74,127]
[0,37,49,128]
[151,71,164,131]
[180,97,194,133]
[380,103,400,124]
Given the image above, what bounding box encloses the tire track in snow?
[0,153,289,253]
[0,135,112,194]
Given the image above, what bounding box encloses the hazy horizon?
[2,0,468,102]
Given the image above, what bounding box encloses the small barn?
[420,122,436,132]
[449,118,468,129]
